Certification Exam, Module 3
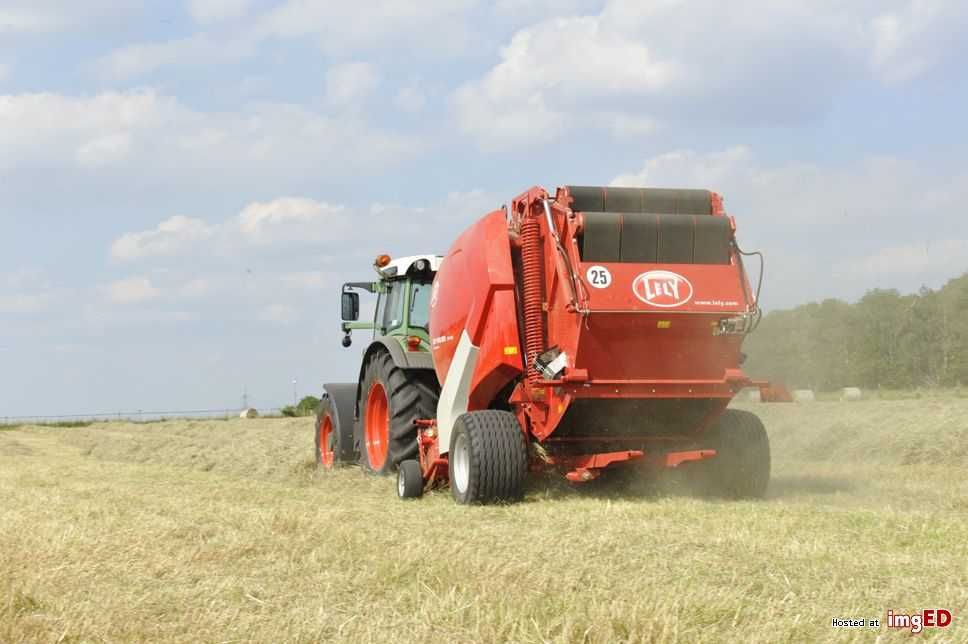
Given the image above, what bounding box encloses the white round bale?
[841,387,862,401]
[239,408,259,419]
[793,389,816,403]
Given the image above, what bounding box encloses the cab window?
[409,282,432,329]
[381,282,405,332]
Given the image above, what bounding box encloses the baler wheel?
[397,460,424,499]
[359,351,439,475]
[449,410,528,504]
[314,395,351,469]
[700,409,770,498]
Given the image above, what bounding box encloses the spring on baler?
[520,207,545,385]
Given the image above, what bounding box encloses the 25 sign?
[585,265,612,288]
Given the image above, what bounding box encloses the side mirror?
[341,291,360,321]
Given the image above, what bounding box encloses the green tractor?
[314,254,442,474]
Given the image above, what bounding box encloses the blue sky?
[2,0,967,416]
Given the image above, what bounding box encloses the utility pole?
[242,384,248,410]
[292,379,298,407]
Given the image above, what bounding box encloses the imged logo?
[632,270,693,308]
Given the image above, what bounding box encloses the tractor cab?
[339,254,442,352]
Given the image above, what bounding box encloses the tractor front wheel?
[449,410,528,504]
[700,409,770,498]
[397,460,424,499]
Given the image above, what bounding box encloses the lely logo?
[632,270,693,308]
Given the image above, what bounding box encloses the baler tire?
[397,460,424,499]
[449,410,528,505]
[702,409,770,499]
[359,350,439,475]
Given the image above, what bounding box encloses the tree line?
[743,272,968,391]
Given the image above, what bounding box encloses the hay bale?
[841,387,862,401]
[792,389,815,403]
[239,408,259,419]
[744,388,762,403]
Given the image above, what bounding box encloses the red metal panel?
[579,262,749,314]
[429,210,523,410]
[574,312,744,381]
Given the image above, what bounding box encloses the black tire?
[314,395,353,468]
[699,409,770,498]
[359,351,439,475]
[397,460,424,499]
[449,410,528,504]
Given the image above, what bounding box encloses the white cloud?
[109,198,350,263]
[600,112,657,137]
[259,303,299,324]
[0,270,57,314]
[393,86,426,113]
[491,0,598,21]
[325,62,380,106]
[611,146,968,304]
[455,0,968,147]
[96,34,256,80]
[177,278,211,297]
[237,197,348,242]
[0,90,178,170]
[2,268,51,290]
[95,1,476,81]
[111,189,498,268]
[188,0,251,23]
[843,240,968,277]
[257,0,475,55]
[868,1,966,83]
[105,277,161,303]
[112,215,217,261]
[454,15,676,146]
[0,7,64,33]
[0,294,50,314]
[0,90,418,178]
[0,2,140,34]
[280,271,334,289]
[75,132,131,168]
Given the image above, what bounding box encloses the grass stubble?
[1,399,966,643]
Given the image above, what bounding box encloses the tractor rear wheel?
[359,351,438,475]
[700,409,770,498]
[315,395,352,469]
[449,410,528,504]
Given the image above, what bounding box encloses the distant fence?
[0,408,286,425]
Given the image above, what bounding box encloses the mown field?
[1,398,967,643]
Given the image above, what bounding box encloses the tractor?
[315,185,772,504]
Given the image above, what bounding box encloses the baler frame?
[503,186,760,446]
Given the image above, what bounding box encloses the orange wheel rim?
[364,382,389,470]
[318,414,335,468]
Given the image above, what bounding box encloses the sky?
[2,0,967,416]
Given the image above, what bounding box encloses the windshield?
[409,281,432,329]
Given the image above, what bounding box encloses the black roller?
[566,186,712,215]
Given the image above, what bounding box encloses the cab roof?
[377,254,443,278]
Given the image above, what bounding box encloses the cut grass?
[1,399,966,642]
[0,420,94,430]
